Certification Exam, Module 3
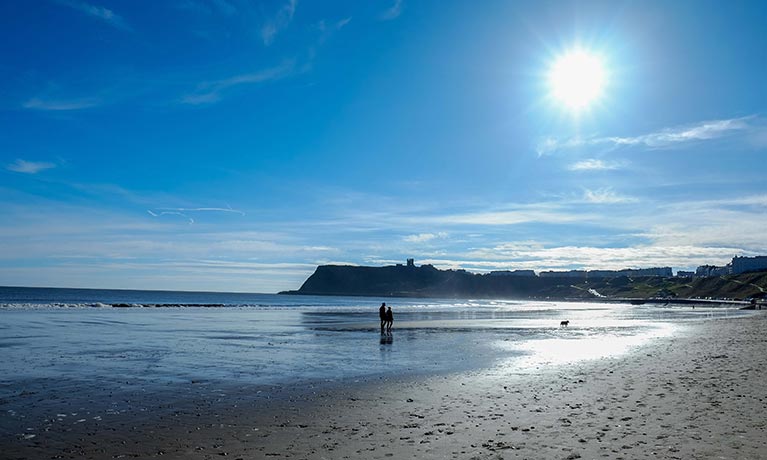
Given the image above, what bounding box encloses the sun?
[547,48,608,112]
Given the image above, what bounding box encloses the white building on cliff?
[731,256,767,275]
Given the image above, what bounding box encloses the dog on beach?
[560,320,569,327]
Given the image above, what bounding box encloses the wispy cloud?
[608,117,752,147]
[582,188,637,204]
[160,206,245,215]
[181,60,295,105]
[260,0,297,46]
[428,244,741,273]
[335,17,352,29]
[568,159,623,171]
[315,17,352,42]
[403,232,447,243]
[147,210,194,224]
[415,204,598,227]
[303,16,352,68]
[56,0,132,31]
[380,0,403,20]
[636,195,767,251]
[429,194,767,272]
[6,159,57,174]
[23,97,101,111]
[538,116,761,156]
[147,206,245,224]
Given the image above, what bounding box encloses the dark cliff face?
[296,264,448,297]
[290,264,613,298]
[283,264,767,301]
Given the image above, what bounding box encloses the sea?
[0,286,749,391]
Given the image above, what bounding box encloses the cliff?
[281,264,767,301]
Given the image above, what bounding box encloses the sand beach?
[3,310,766,459]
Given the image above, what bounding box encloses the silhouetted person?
[385,306,393,333]
[379,302,386,334]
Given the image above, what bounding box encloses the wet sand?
[3,312,767,459]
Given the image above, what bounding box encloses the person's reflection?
[380,332,393,345]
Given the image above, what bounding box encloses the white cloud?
[380,0,403,20]
[211,239,337,255]
[424,193,767,272]
[418,244,741,273]
[56,0,132,31]
[182,60,295,105]
[420,207,596,226]
[260,0,297,46]
[582,188,637,204]
[608,117,752,147]
[403,232,447,243]
[147,210,194,224]
[710,194,767,207]
[538,116,761,156]
[637,199,767,252]
[6,159,56,174]
[313,17,352,47]
[568,159,622,171]
[317,17,352,32]
[23,97,101,111]
[158,206,245,216]
[536,136,585,156]
[147,206,246,224]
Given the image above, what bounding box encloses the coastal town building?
[591,267,673,278]
[695,264,730,277]
[540,267,672,278]
[489,270,537,277]
[731,256,767,275]
[692,256,767,277]
[401,255,767,280]
[539,270,588,278]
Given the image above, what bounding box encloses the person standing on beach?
[379,302,387,334]
[385,306,393,333]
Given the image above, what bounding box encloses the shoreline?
[280,289,762,309]
[4,312,767,459]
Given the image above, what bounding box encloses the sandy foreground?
[3,312,767,460]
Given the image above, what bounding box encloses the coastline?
[4,312,767,459]
[285,264,767,303]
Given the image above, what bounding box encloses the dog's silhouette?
[560,320,569,327]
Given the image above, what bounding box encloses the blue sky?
[1,0,766,292]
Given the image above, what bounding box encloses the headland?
[281,259,767,305]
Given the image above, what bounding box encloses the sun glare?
[548,48,607,112]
